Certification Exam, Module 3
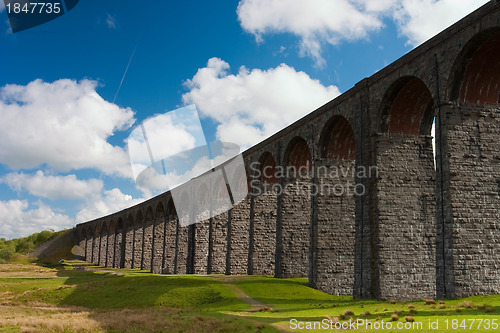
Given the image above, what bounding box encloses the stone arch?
[80,228,88,261]
[167,197,176,218]
[227,162,251,275]
[126,213,135,268]
[284,136,312,172]
[117,217,125,268]
[373,77,437,300]
[179,190,196,274]
[441,28,500,298]
[99,221,108,266]
[92,223,101,265]
[79,227,86,239]
[197,182,210,221]
[86,226,94,263]
[379,76,434,135]
[319,115,356,160]
[134,210,144,269]
[213,175,228,201]
[449,28,500,104]
[193,182,211,274]
[142,206,154,271]
[259,152,278,184]
[210,175,230,274]
[166,197,181,274]
[152,201,165,274]
[314,115,357,295]
[279,136,312,278]
[231,162,249,200]
[251,151,278,276]
[106,220,115,267]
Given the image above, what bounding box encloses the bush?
[0,229,59,263]
[35,230,53,246]
[0,246,15,263]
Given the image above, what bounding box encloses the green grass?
[0,263,499,332]
[232,276,500,332]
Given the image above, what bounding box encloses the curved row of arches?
[76,24,500,300]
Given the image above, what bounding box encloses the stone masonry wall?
[441,103,500,298]
[375,134,437,300]
[281,177,311,277]
[253,189,277,275]
[194,219,210,274]
[211,211,228,274]
[143,219,153,271]
[124,224,133,268]
[151,215,164,274]
[230,197,251,274]
[315,159,356,295]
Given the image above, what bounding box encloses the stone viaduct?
[75,1,500,300]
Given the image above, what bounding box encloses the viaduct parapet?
[75,1,500,300]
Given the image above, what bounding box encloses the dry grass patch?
[0,264,58,278]
[0,303,258,333]
[0,304,101,332]
[405,316,415,323]
[457,301,475,308]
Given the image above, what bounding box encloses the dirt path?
[210,276,293,333]
[222,283,269,312]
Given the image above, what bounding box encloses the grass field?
[0,262,499,332]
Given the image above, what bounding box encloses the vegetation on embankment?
[0,229,67,264]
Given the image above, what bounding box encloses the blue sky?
[0,0,489,238]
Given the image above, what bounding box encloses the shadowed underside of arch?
[460,31,500,104]
[381,77,434,135]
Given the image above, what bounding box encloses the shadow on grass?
[43,264,281,332]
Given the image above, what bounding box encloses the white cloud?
[1,171,103,200]
[127,105,204,181]
[0,200,73,239]
[0,79,135,178]
[106,13,117,29]
[0,183,146,238]
[393,0,489,46]
[75,188,145,223]
[237,0,489,63]
[182,57,340,149]
[237,0,384,67]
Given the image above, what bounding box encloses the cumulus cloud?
[75,188,145,223]
[1,171,103,200]
[0,184,146,238]
[0,79,135,178]
[393,0,489,46]
[237,0,384,66]
[127,105,204,181]
[237,0,489,64]
[0,200,73,239]
[182,57,340,149]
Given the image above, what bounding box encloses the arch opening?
[259,152,277,184]
[285,137,312,173]
[320,116,356,160]
[380,77,434,135]
[450,30,500,104]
